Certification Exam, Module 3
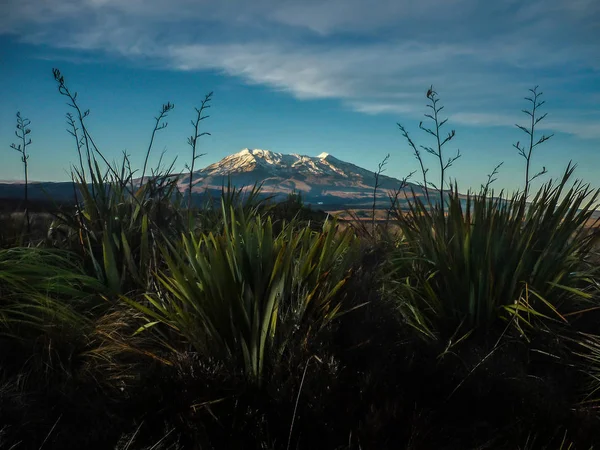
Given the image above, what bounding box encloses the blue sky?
[0,0,599,193]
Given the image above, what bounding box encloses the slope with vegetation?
[1,72,599,450]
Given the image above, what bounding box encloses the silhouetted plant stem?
[141,102,175,186]
[386,170,415,224]
[53,68,139,196]
[372,154,390,235]
[10,112,32,234]
[187,92,213,218]
[418,86,460,217]
[65,112,86,179]
[514,86,553,198]
[481,161,504,194]
[398,123,430,205]
[53,69,96,195]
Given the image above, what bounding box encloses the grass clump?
[390,165,600,338]
[124,201,357,387]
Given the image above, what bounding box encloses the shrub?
[124,201,358,387]
[389,163,600,340]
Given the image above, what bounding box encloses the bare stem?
[372,153,390,235]
[513,86,553,198]
[141,102,175,186]
[481,161,504,194]
[10,111,32,234]
[418,86,460,217]
[65,112,85,178]
[53,68,95,193]
[386,170,416,224]
[398,123,430,204]
[187,92,214,216]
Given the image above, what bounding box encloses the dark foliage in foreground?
[1,71,600,449]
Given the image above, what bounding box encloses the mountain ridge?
[182,148,420,205]
[0,148,421,209]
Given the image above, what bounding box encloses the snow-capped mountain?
[0,148,421,209]
[181,148,419,206]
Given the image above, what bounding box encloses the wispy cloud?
[2,0,599,137]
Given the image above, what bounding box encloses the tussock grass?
[124,202,357,386]
[390,163,600,339]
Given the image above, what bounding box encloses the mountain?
[181,149,421,207]
[0,149,421,210]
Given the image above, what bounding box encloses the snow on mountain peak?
[199,148,365,180]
